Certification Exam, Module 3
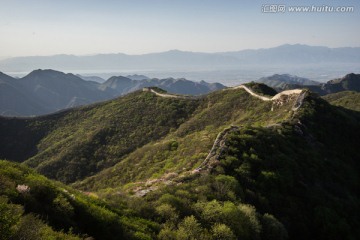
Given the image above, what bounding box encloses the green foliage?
[1,86,360,240]
[74,87,293,192]
[322,91,360,111]
[211,223,236,240]
[216,97,360,239]
[156,203,179,223]
[11,213,81,240]
[0,196,23,240]
[193,200,261,239]
[176,215,203,240]
[0,91,199,183]
[0,160,158,240]
[261,213,288,240]
[213,174,240,200]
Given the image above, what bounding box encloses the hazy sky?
[0,0,359,58]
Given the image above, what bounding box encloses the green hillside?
[322,91,360,111]
[74,91,360,240]
[0,160,158,240]
[216,97,360,239]
[0,89,198,183]
[0,85,360,240]
[73,87,295,192]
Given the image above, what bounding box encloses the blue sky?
[0,0,359,58]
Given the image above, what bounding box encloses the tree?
[211,223,236,240]
[261,213,288,240]
[0,196,23,240]
[213,175,240,200]
[156,203,179,224]
[176,215,203,240]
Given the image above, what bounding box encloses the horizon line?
[2,43,360,60]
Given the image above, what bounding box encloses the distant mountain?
[258,73,360,96]
[101,76,226,96]
[20,69,110,109]
[1,45,359,72]
[0,69,225,116]
[0,69,112,116]
[320,73,360,93]
[257,74,320,90]
[221,44,360,64]
[126,74,150,80]
[0,72,48,116]
[0,71,16,82]
[76,74,106,83]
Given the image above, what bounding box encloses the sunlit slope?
[74,85,305,192]
[0,90,199,183]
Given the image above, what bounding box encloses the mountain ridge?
[0,82,359,239]
[1,44,359,72]
[259,73,360,96]
[257,74,320,90]
[0,69,225,117]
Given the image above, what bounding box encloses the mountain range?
[0,82,359,239]
[1,44,359,72]
[257,74,320,90]
[0,69,225,116]
[257,73,360,96]
[2,69,360,117]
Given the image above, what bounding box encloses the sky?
[0,0,359,58]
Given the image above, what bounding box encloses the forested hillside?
[0,85,359,240]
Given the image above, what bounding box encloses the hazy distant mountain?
[0,72,48,116]
[318,73,360,94]
[0,72,16,82]
[21,70,110,109]
[257,74,320,90]
[100,76,226,96]
[0,69,225,116]
[0,50,239,72]
[264,73,360,95]
[0,70,113,116]
[99,76,134,94]
[1,45,359,72]
[76,74,106,83]
[298,73,360,95]
[221,44,360,64]
[126,74,150,80]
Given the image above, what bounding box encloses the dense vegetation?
[217,104,360,239]
[76,93,359,240]
[322,91,360,111]
[73,87,292,191]
[1,85,360,239]
[0,160,158,239]
[0,90,199,183]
